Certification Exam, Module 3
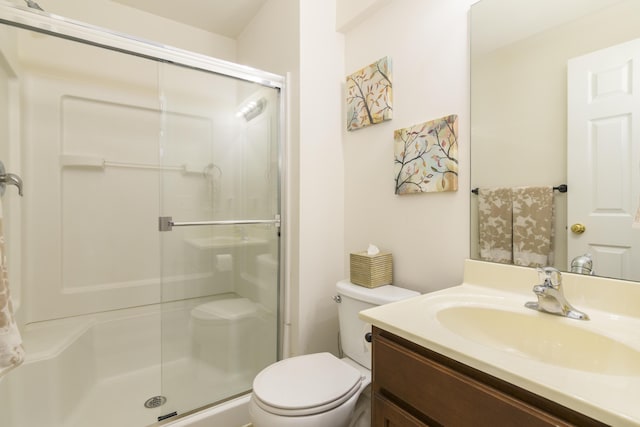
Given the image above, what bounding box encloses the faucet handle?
[537,266,562,289]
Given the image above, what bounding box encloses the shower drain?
[144,395,167,409]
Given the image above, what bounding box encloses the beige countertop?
[359,259,640,427]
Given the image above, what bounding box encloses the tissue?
[350,245,392,288]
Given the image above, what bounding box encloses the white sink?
[359,260,640,426]
[436,305,640,375]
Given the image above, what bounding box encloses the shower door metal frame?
[0,0,288,405]
[0,1,284,89]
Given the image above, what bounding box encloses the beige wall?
[240,0,477,357]
[336,0,392,31]
[295,0,346,356]
[240,0,348,358]
[342,0,472,296]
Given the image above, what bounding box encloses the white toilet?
[249,279,419,427]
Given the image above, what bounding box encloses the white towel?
[0,199,24,377]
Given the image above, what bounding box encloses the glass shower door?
[157,62,281,420]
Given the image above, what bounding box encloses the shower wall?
[15,27,257,323]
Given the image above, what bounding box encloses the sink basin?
[437,305,640,375]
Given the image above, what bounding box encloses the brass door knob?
[570,223,586,234]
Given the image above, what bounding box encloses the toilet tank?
[336,280,419,369]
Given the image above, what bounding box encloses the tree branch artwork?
[394,114,459,194]
[346,56,393,131]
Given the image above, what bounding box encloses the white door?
[567,38,640,281]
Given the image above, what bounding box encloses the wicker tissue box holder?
[350,251,392,288]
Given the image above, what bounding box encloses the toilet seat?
[252,352,363,417]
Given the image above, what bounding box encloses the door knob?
[570,223,586,234]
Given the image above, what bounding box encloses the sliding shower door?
[157,62,281,419]
[0,3,283,426]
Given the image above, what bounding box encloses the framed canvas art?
[346,56,393,131]
[394,114,458,194]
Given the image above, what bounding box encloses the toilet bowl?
[249,280,419,427]
[249,352,368,427]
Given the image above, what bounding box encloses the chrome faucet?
[524,267,589,320]
[570,253,594,275]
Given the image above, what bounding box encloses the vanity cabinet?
[371,327,608,427]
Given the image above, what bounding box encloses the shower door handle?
[159,215,281,232]
[0,161,23,196]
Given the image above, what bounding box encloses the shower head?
[236,98,267,122]
[24,0,44,11]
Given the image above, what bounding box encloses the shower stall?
[0,3,284,426]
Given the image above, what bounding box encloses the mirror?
[470,0,640,282]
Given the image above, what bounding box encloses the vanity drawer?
[373,392,430,427]
[373,329,576,427]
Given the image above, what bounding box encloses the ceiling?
[471,0,625,56]
[111,0,267,38]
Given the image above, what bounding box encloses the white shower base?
[162,394,251,427]
[64,360,251,427]
[0,295,257,427]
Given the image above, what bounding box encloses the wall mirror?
[470,0,640,282]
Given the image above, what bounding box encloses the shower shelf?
[23,316,97,363]
[59,154,209,174]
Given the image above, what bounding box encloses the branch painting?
[346,56,393,131]
[394,114,459,195]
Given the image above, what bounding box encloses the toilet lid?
[252,352,363,416]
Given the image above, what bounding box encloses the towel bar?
[159,215,281,232]
[471,184,567,195]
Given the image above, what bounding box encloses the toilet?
[249,280,419,427]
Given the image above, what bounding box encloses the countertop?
[359,259,640,427]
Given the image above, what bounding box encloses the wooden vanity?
[360,260,640,426]
[372,326,608,426]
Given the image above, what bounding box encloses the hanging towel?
[0,199,24,378]
[512,186,554,268]
[477,187,513,264]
